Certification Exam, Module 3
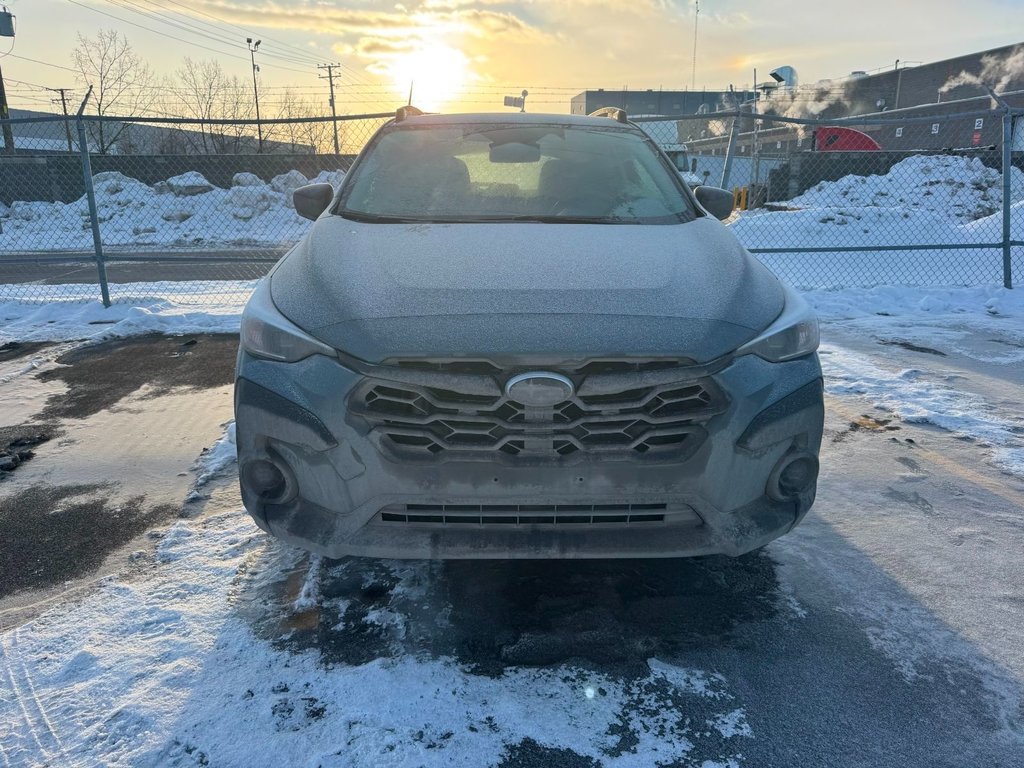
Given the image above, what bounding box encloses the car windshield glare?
[338,122,698,224]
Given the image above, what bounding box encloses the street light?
[247,37,263,153]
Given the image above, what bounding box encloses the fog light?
[768,453,819,501]
[242,459,287,501]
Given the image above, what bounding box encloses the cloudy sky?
[2,0,1021,114]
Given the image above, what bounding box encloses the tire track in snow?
[1,631,65,763]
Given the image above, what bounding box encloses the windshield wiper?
[338,210,423,224]
[338,211,637,225]
[459,215,631,225]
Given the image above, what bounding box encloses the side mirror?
[293,183,335,221]
[694,185,734,221]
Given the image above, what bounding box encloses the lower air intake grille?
[379,503,670,526]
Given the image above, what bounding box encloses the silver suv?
[234,109,823,559]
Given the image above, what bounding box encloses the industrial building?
[570,88,755,117]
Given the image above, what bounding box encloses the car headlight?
[737,289,820,363]
[240,278,336,362]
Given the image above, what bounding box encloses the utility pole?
[0,60,14,154]
[318,63,341,154]
[247,37,263,153]
[691,0,699,90]
[48,87,75,153]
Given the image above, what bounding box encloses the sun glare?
[389,44,469,112]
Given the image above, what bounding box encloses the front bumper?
[234,349,823,559]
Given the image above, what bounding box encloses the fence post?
[720,116,738,189]
[74,89,110,308]
[1002,111,1014,290]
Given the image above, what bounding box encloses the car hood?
[270,215,785,364]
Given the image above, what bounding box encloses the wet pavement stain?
[878,339,947,356]
[497,738,602,768]
[0,484,176,597]
[247,552,781,678]
[0,333,238,602]
[37,334,238,420]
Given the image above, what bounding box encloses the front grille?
[379,503,672,526]
[350,368,726,460]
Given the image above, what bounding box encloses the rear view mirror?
[694,185,734,221]
[489,142,541,163]
[293,183,335,221]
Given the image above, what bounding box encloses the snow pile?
[193,420,237,488]
[0,169,344,253]
[788,155,1024,222]
[730,154,1024,287]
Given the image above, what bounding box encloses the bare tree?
[72,29,154,154]
[268,87,331,154]
[177,57,223,153]
[173,58,257,154]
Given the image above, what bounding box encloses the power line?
[107,0,324,70]
[155,0,325,66]
[4,53,79,73]
[64,0,314,77]
[152,0,378,86]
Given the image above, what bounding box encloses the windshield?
[337,122,698,224]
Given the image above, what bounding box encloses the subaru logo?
[505,372,574,407]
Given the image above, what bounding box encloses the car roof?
[392,111,646,131]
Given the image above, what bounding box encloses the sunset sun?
[388,44,469,111]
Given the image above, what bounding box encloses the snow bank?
[787,155,1024,223]
[0,281,252,344]
[0,169,344,253]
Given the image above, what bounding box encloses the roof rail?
[588,107,629,124]
[395,105,425,122]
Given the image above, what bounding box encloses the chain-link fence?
[636,109,1024,288]
[0,112,389,306]
[1,108,1022,308]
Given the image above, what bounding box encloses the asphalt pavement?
[0,250,280,285]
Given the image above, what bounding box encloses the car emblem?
[505,372,575,407]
